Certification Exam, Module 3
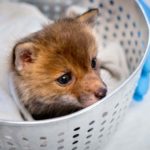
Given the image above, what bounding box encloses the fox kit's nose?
[94,87,107,99]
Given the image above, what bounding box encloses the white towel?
[0,2,48,121]
[99,42,129,93]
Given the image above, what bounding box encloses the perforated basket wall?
[0,0,149,150]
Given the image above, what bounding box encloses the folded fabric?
[99,42,129,93]
[0,86,22,121]
[0,3,129,121]
[0,2,49,121]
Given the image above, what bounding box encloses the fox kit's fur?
[11,9,107,120]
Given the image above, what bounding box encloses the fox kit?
[11,9,107,120]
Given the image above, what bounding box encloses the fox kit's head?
[12,9,107,120]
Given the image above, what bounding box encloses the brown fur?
[11,9,107,120]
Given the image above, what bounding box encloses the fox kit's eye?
[91,57,97,69]
[57,72,72,85]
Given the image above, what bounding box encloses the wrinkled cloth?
[0,2,48,121]
[99,42,129,93]
[0,3,129,121]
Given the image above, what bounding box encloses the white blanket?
[0,2,129,121]
[0,2,48,121]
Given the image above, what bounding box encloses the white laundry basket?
[0,0,149,150]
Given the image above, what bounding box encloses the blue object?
[134,0,150,101]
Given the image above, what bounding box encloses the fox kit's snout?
[12,9,107,120]
[79,71,107,107]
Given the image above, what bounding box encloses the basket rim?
[0,0,149,126]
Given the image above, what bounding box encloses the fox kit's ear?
[13,42,38,72]
[76,9,99,27]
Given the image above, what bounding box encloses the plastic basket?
[0,0,149,150]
